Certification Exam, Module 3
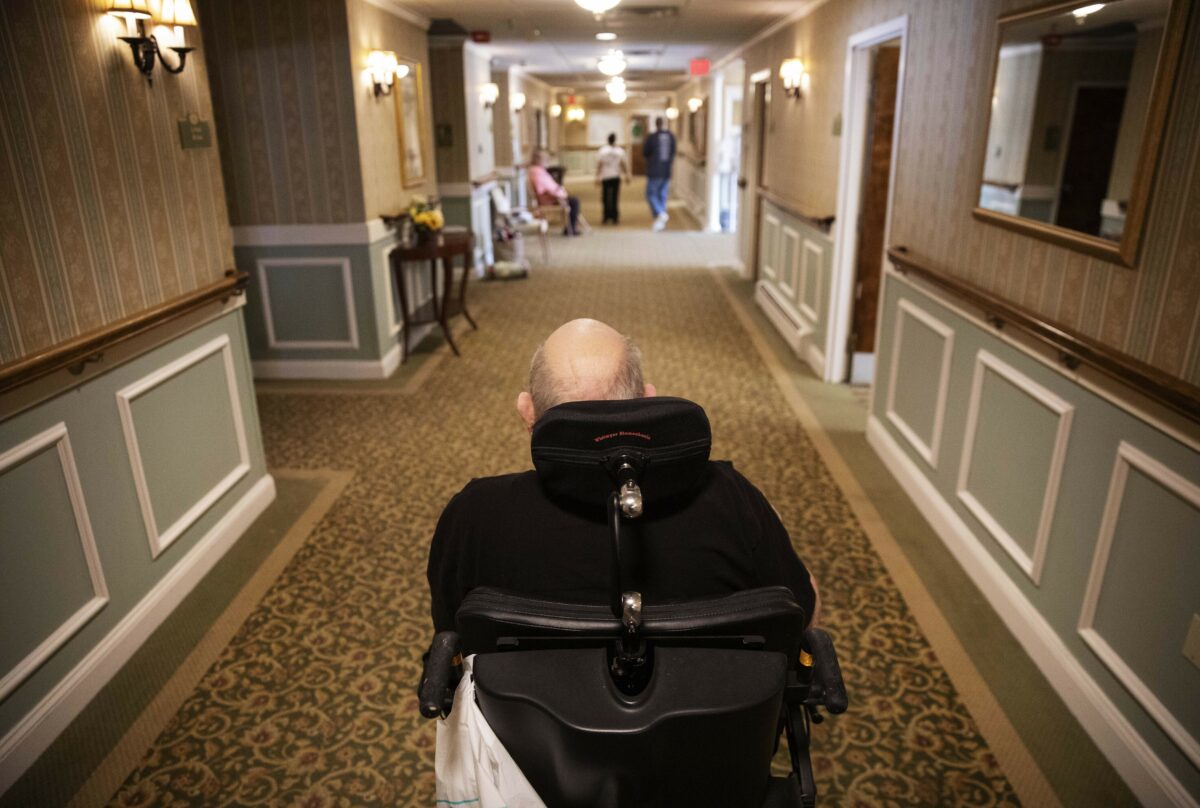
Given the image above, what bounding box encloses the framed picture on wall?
[395,62,428,187]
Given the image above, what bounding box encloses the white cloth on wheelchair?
[435,654,547,808]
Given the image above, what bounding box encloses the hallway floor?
[12,191,1132,807]
[118,222,1024,805]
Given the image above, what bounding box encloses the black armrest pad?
[803,627,847,714]
[419,631,461,718]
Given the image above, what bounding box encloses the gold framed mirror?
[973,0,1191,267]
[395,62,428,188]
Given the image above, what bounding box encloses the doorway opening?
[741,69,771,280]
[828,17,908,385]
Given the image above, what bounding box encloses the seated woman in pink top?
[528,149,581,236]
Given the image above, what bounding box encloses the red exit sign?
[689,58,710,76]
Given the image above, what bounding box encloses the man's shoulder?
[450,470,539,506]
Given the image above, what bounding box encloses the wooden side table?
[389,231,478,362]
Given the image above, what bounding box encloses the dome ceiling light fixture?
[597,49,626,76]
[575,0,621,13]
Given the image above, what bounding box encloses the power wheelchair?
[419,397,848,807]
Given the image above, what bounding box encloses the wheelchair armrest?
[418,631,462,719]
[803,627,848,715]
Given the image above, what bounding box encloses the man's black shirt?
[427,460,815,632]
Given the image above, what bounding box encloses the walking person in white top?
[595,133,632,225]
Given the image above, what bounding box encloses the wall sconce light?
[664,106,679,120]
[480,82,500,109]
[779,58,810,99]
[107,0,196,84]
[367,50,407,96]
[511,92,527,112]
[565,106,586,122]
[550,103,563,118]
[687,96,703,113]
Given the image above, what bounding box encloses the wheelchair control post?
[607,455,650,691]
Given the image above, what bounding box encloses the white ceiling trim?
[711,0,834,71]
[362,0,431,31]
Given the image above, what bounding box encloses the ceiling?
[396,0,798,96]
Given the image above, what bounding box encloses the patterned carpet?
[107,230,1019,806]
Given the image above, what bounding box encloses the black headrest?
[531,397,711,508]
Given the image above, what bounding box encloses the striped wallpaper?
[199,0,365,226]
[743,0,1200,385]
[0,0,234,366]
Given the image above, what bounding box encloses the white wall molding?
[887,269,1200,453]
[0,474,275,796]
[257,258,360,351]
[0,424,108,702]
[232,218,393,247]
[780,226,801,301]
[361,0,430,30]
[798,238,823,324]
[252,344,401,381]
[884,298,954,469]
[1079,441,1200,770]
[956,349,1073,585]
[116,336,252,560]
[866,416,1198,808]
[762,213,780,281]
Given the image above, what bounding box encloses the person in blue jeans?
[643,117,676,231]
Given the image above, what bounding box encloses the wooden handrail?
[757,187,835,234]
[0,271,249,394]
[470,171,501,188]
[888,246,1200,423]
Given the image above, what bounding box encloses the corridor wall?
[200,0,439,379]
[0,0,273,793]
[735,0,1200,804]
[429,38,496,270]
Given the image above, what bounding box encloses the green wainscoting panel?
[758,200,834,348]
[261,261,355,346]
[0,309,269,741]
[1091,464,1200,745]
[0,444,97,676]
[963,364,1062,560]
[238,243,381,362]
[127,350,244,544]
[441,196,472,228]
[889,306,950,457]
[873,271,1200,797]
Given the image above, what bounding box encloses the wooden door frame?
[827,16,909,384]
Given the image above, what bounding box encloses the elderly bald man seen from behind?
[427,318,819,634]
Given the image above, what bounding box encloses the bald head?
[517,319,655,429]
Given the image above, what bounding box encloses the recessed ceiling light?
[1072,3,1105,17]
[576,0,620,12]
[596,32,617,41]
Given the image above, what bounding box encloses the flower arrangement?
[407,196,444,235]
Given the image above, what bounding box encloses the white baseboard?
[805,342,827,379]
[865,415,1197,808]
[0,473,276,796]
[252,343,401,380]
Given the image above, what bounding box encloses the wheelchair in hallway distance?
[418,397,848,807]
